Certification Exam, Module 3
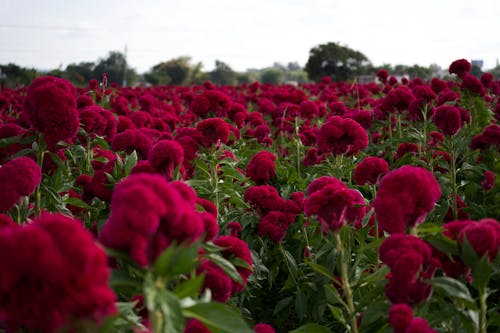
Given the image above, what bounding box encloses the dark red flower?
[459,218,500,260]
[374,166,441,234]
[433,105,465,136]
[461,74,485,96]
[385,86,415,112]
[184,319,211,333]
[112,129,153,159]
[246,151,276,184]
[24,76,79,148]
[317,116,368,156]
[406,318,437,333]
[197,260,232,302]
[388,303,413,333]
[147,140,184,180]
[470,124,500,151]
[377,69,389,84]
[258,211,295,243]
[196,118,230,148]
[449,59,471,78]
[0,157,42,212]
[0,213,116,332]
[396,142,419,159]
[244,185,286,216]
[227,221,242,237]
[254,323,276,333]
[99,174,204,266]
[353,156,389,185]
[482,170,495,191]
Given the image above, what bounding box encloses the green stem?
[35,149,45,217]
[396,114,403,139]
[210,159,220,222]
[479,286,488,333]
[334,232,358,333]
[449,137,458,220]
[279,243,298,286]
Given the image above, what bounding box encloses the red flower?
[306,176,346,196]
[0,157,42,212]
[459,218,500,260]
[471,124,500,151]
[377,69,389,84]
[305,184,366,233]
[374,166,441,234]
[99,174,204,266]
[112,129,153,159]
[246,151,276,184]
[254,323,276,333]
[244,185,286,216]
[433,105,464,136]
[197,260,232,302]
[449,59,471,78]
[482,170,495,191]
[353,156,389,185]
[196,118,230,148]
[461,74,485,96]
[227,221,242,237]
[406,318,436,333]
[213,235,253,293]
[0,213,116,332]
[317,116,368,156]
[258,211,295,243]
[385,86,415,112]
[24,76,79,148]
[388,303,413,333]
[184,319,211,333]
[148,140,184,180]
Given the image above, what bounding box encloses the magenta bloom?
[389,303,413,333]
[99,174,204,266]
[353,156,389,185]
[148,139,184,180]
[246,151,277,184]
[244,185,287,216]
[471,124,500,151]
[24,76,79,148]
[373,166,441,234]
[482,170,495,191]
[305,183,366,233]
[258,211,296,243]
[0,213,116,332]
[433,105,464,136]
[254,323,276,333]
[449,59,471,78]
[196,117,230,148]
[316,116,368,156]
[112,129,153,159]
[197,260,233,302]
[459,218,500,261]
[213,236,253,293]
[0,157,42,212]
[461,74,485,96]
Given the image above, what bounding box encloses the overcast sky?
[1,0,499,73]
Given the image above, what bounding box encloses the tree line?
[1,42,499,88]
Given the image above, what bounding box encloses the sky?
[1,0,499,74]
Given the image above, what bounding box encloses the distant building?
[471,60,484,69]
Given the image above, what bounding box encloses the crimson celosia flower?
[449,59,471,78]
[405,318,436,333]
[212,235,253,293]
[388,303,413,333]
[433,105,464,136]
[306,176,346,196]
[184,319,211,333]
[377,69,389,84]
[459,218,500,261]
[461,74,485,96]
[316,116,368,156]
[374,165,441,234]
[305,184,366,233]
[244,185,287,216]
[246,151,277,184]
[147,139,184,180]
[353,156,389,185]
[196,117,230,148]
[254,323,276,333]
[227,221,242,237]
[24,76,79,148]
[199,211,219,241]
[482,170,495,191]
[99,174,204,266]
[0,213,116,332]
[258,211,296,243]
[385,86,415,112]
[0,156,42,212]
[197,260,233,302]
[471,124,500,151]
[112,129,153,159]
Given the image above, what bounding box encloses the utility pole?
[122,44,128,86]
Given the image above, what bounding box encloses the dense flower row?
[0,58,499,332]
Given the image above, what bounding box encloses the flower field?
[0,59,499,333]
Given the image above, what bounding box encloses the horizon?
[1,0,499,73]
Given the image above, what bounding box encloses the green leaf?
[110,269,141,289]
[430,277,477,309]
[183,302,253,333]
[65,197,94,210]
[282,248,299,280]
[205,253,244,285]
[294,288,307,320]
[460,236,493,291]
[124,150,138,175]
[154,242,200,278]
[307,261,334,280]
[161,290,186,333]
[173,275,205,299]
[290,323,332,333]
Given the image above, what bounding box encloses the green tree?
[93,51,137,86]
[260,68,284,85]
[209,60,236,85]
[305,42,372,82]
[65,62,96,86]
[145,56,203,85]
[0,63,39,87]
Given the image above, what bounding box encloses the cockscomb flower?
[99,174,204,266]
[24,76,79,148]
[449,59,471,78]
[0,156,42,212]
[112,129,153,159]
[147,139,184,180]
[258,211,296,243]
[244,185,287,216]
[196,117,230,148]
[373,165,441,234]
[197,260,233,302]
[254,323,276,333]
[246,151,277,184]
[459,218,500,261]
[353,156,389,185]
[482,170,495,191]
[389,303,436,333]
[316,116,368,156]
[0,213,116,332]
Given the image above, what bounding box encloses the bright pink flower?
[258,211,296,243]
[148,140,184,180]
[112,129,153,159]
[244,185,286,216]
[374,166,441,234]
[213,236,253,293]
[0,213,116,332]
[459,218,500,260]
[482,171,495,191]
[317,116,368,156]
[196,118,230,148]
[388,303,413,333]
[197,260,232,302]
[254,323,276,333]
[184,319,211,333]
[246,151,276,184]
